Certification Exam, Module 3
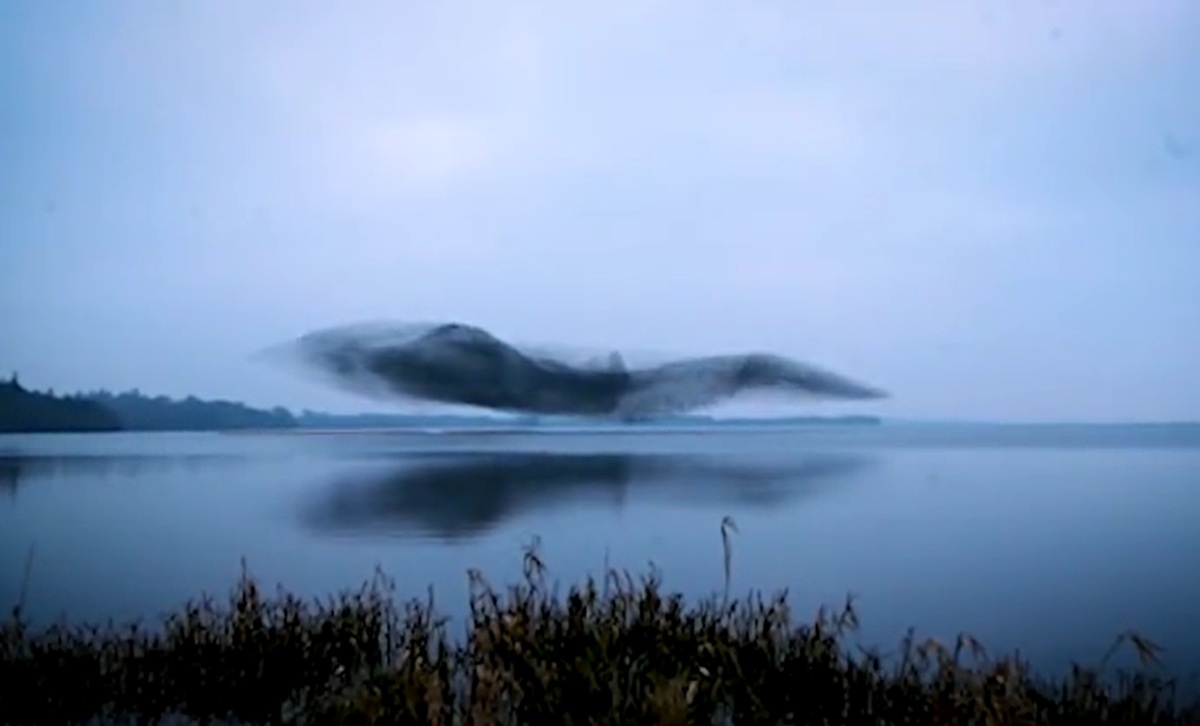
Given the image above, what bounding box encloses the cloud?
[58,0,1180,215]
[354,116,500,193]
[235,0,1191,213]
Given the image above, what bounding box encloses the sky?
[2,0,1198,422]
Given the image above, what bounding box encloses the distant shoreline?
[205,420,1200,442]
[8,419,1200,437]
[221,423,881,436]
[4,378,1198,435]
[1,377,893,434]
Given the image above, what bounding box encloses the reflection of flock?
[302,451,876,541]
[1,446,879,544]
[0,456,18,496]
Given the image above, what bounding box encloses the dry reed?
[1,528,1197,725]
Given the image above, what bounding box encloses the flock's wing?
[613,354,885,419]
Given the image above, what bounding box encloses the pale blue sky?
[2,1,1198,421]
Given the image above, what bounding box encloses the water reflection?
[0,452,250,492]
[304,451,874,540]
[0,457,18,499]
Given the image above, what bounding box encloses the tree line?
[0,374,296,433]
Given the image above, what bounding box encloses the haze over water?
[2,424,1199,688]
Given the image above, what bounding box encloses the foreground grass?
[2,538,1198,725]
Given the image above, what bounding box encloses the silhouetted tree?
[87,390,297,431]
[0,377,122,433]
[0,377,298,433]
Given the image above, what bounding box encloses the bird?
[273,320,887,421]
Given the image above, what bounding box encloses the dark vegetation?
[88,390,296,432]
[0,375,121,433]
[2,534,1195,725]
[0,374,296,433]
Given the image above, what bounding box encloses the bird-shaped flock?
[266,321,887,422]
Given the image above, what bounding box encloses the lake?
[2,424,1199,688]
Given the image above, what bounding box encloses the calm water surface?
[2,425,1199,684]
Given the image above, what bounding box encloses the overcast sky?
[2,1,1198,421]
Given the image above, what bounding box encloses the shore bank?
[2,544,1196,725]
